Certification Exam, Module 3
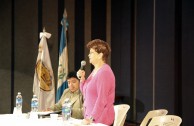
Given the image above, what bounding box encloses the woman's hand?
[81,118,92,125]
[77,70,86,82]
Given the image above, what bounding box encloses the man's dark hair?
[67,71,78,80]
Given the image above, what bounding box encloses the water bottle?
[62,98,71,121]
[31,94,38,112]
[16,92,23,113]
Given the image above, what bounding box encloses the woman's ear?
[98,53,103,59]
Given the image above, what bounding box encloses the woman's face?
[67,77,79,92]
[88,48,102,65]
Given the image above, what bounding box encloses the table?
[0,114,107,126]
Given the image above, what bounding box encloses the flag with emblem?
[33,28,55,111]
[56,9,69,102]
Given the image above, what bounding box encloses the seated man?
[47,71,83,119]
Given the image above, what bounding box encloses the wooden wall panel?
[111,0,133,122]
[84,0,91,77]
[0,0,12,114]
[42,0,58,86]
[91,0,106,40]
[182,0,194,125]
[75,0,85,71]
[14,0,38,112]
[135,0,154,121]
[155,0,176,114]
[65,0,75,72]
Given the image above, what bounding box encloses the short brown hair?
[87,39,111,62]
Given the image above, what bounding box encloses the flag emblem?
[35,60,52,91]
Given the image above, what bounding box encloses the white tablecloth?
[0,114,107,126]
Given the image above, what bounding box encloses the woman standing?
[77,39,115,125]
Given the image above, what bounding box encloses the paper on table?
[36,110,61,116]
[67,118,108,126]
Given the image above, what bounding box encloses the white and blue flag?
[56,10,69,102]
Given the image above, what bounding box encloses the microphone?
[80,60,86,70]
[77,60,86,79]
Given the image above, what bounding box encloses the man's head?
[67,71,80,92]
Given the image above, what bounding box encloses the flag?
[56,9,69,102]
[33,28,55,111]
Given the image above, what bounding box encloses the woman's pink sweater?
[80,64,115,125]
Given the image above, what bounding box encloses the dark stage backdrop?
[0,0,194,125]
